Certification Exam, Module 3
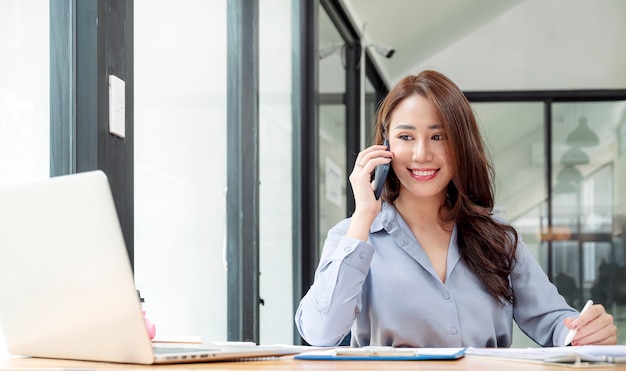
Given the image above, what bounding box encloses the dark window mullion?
[226,0,260,343]
[50,0,77,176]
[291,0,319,345]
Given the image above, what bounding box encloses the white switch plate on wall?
[109,75,125,138]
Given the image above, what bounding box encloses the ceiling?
[324,0,626,91]
[340,0,524,85]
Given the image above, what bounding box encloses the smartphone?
[372,139,390,200]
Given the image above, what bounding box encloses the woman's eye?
[432,133,447,141]
[399,134,412,141]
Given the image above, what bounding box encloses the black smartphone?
[372,139,390,200]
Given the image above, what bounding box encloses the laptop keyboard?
[153,346,219,355]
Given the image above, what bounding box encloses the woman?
[295,70,617,348]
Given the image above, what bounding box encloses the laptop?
[0,170,300,364]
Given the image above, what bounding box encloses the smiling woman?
[294,69,618,349]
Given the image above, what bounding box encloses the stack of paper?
[465,345,626,365]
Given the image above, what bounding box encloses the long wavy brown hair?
[373,70,518,304]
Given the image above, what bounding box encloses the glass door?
[318,4,347,252]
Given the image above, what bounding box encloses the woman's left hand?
[564,303,617,345]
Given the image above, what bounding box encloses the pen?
[564,299,593,346]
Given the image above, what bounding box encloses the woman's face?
[387,94,452,203]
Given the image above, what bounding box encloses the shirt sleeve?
[511,237,578,346]
[294,219,375,346]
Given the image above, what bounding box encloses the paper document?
[466,345,626,364]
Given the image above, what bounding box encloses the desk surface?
[0,355,624,370]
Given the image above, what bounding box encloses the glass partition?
[552,102,626,312]
[134,0,228,339]
[0,0,49,354]
[318,4,347,253]
[364,78,377,145]
[259,0,293,344]
[0,1,49,186]
[474,99,626,345]
[473,102,546,258]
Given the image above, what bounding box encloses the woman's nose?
[412,139,430,162]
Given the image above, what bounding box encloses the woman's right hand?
[346,144,392,241]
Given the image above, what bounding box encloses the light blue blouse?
[295,202,577,348]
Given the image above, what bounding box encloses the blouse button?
[344,247,352,252]
[443,293,450,300]
[359,252,365,259]
[450,327,458,335]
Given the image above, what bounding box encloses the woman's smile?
[409,168,439,180]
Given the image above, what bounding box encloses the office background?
[0,0,625,352]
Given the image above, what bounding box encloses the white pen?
[564,299,593,346]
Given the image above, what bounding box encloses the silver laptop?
[0,170,300,364]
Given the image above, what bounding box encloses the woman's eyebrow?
[391,123,442,130]
[392,124,416,130]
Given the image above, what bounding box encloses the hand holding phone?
[372,139,390,200]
